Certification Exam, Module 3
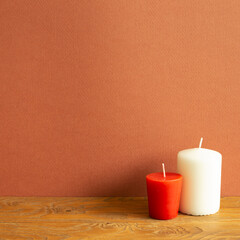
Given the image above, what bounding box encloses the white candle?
[177,138,222,215]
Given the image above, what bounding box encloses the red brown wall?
[0,0,239,196]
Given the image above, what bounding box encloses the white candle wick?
[162,163,166,178]
[199,137,203,148]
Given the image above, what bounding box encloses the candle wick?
[162,163,166,178]
[199,137,203,148]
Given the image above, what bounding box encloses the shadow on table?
[82,156,171,219]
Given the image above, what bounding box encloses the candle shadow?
[67,153,178,219]
[80,156,170,219]
[93,196,150,219]
[92,157,157,196]
[90,153,177,197]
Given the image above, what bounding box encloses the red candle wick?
[162,163,166,178]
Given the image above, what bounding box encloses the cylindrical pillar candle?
[146,165,182,220]
[177,138,222,215]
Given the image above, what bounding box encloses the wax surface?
[147,173,182,181]
[177,148,222,216]
[146,172,182,220]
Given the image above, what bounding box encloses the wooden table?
[0,197,239,239]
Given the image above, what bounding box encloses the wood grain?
[0,197,239,239]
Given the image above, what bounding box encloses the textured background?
[0,0,239,196]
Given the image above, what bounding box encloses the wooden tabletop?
[0,197,239,239]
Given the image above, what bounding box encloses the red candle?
[146,171,182,220]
